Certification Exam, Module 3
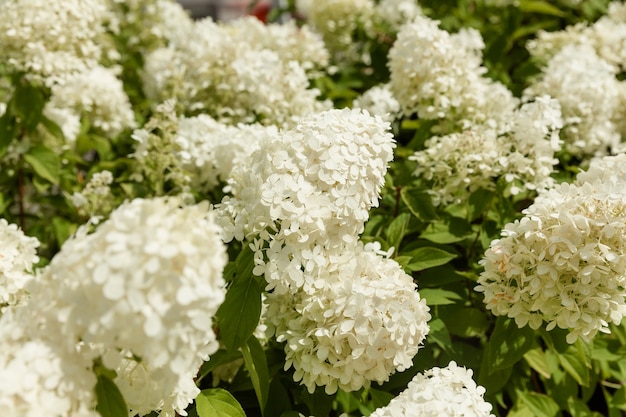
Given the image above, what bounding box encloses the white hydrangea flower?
[524,44,621,158]
[70,170,115,218]
[0,219,39,307]
[0,313,98,417]
[107,0,194,51]
[265,243,430,394]
[45,66,136,139]
[370,361,495,417]
[0,0,109,85]
[42,106,82,144]
[411,96,562,205]
[301,0,375,53]
[374,0,422,31]
[142,18,329,127]
[352,83,401,123]
[224,17,330,74]
[528,4,626,70]
[175,114,279,191]
[476,160,626,343]
[30,197,227,416]
[217,108,395,285]
[388,15,519,132]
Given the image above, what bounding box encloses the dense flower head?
[175,114,279,191]
[297,0,375,54]
[265,243,430,394]
[107,0,194,52]
[524,44,622,158]
[374,0,422,31]
[352,83,401,123]
[0,0,110,85]
[388,15,519,132]
[142,18,329,127]
[0,219,39,307]
[477,158,626,343]
[0,312,97,417]
[527,2,626,70]
[45,66,136,140]
[370,361,495,417]
[224,17,330,74]
[30,197,227,415]
[217,108,395,252]
[70,170,115,219]
[411,96,562,205]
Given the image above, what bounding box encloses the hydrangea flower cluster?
[411,96,563,205]
[295,0,375,55]
[524,44,622,158]
[0,219,39,308]
[70,170,115,219]
[370,361,495,417]
[388,15,519,132]
[0,315,98,417]
[265,242,431,394]
[352,83,401,123]
[0,0,109,85]
[527,2,626,70]
[218,108,430,393]
[175,114,279,192]
[374,0,422,31]
[224,17,329,75]
[476,155,626,343]
[107,0,194,52]
[26,197,227,415]
[44,66,135,141]
[142,17,329,127]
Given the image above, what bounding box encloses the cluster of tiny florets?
[370,361,495,417]
[0,219,39,308]
[477,155,626,343]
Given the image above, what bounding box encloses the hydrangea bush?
[1,0,626,416]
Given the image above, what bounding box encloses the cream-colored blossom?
[265,243,430,394]
[0,219,39,307]
[388,15,519,132]
[370,361,495,417]
[352,83,401,123]
[477,158,626,343]
[0,0,109,85]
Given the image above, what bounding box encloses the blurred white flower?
[374,0,422,31]
[389,15,519,132]
[30,197,227,416]
[370,361,495,417]
[0,219,39,307]
[524,44,621,158]
[45,66,136,139]
[352,83,401,123]
[0,0,109,85]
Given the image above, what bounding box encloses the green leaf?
[418,288,462,305]
[467,188,494,221]
[426,318,454,354]
[241,336,270,416]
[94,374,128,417]
[439,307,489,338]
[40,115,65,140]
[401,187,437,222]
[12,82,46,132]
[557,340,590,386]
[517,391,560,417]
[0,112,16,158]
[487,317,535,372]
[196,349,243,384]
[196,388,246,417]
[216,247,264,350]
[420,217,472,244]
[524,347,552,379]
[406,247,457,271]
[24,145,60,184]
[518,0,567,17]
[385,212,411,253]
